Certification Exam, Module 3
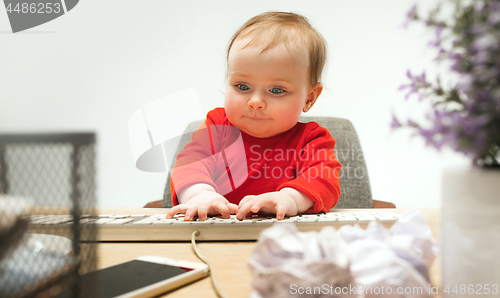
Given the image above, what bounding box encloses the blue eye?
[237,84,250,91]
[270,88,284,94]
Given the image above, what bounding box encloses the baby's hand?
[166,191,238,221]
[236,191,299,220]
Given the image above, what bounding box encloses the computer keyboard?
[25,211,401,241]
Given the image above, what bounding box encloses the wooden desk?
[83,208,440,298]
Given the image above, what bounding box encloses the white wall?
[0,0,469,208]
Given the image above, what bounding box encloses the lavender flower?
[401,4,417,29]
[399,70,432,101]
[472,34,497,52]
[475,2,486,12]
[487,10,500,24]
[390,114,402,131]
[394,0,500,167]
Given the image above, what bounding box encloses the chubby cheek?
[224,90,243,122]
[280,100,304,128]
[284,100,304,118]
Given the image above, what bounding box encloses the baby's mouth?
[247,115,267,120]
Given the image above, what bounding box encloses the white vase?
[441,166,500,297]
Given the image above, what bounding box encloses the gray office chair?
[144,117,395,209]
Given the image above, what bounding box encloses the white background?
[0,0,469,208]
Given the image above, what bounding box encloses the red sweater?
[170,108,342,213]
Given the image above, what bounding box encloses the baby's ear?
[303,83,323,112]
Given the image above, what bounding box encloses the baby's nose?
[247,95,266,110]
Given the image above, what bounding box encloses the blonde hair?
[227,11,327,86]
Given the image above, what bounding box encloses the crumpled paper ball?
[248,224,357,298]
[248,210,438,298]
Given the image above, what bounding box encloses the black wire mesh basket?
[0,133,98,298]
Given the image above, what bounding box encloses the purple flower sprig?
[398,71,463,106]
[394,0,500,168]
[398,70,432,101]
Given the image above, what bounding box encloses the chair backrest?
[298,116,373,208]
[163,121,204,208]
[163,117,373,209]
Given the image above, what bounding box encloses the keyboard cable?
[191,230,228,298]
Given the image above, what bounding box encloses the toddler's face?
[225,38,320,138]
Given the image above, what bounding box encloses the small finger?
[165,208,178,219]
[166,205,186,219]
[238,195,255,208]
[276,203,287,221]
[254,196,279,215]
[227,203,238,215]
[213,200,230,218]
[185,206,198,221]
[197,205,209,221]
[236,200,255,220]
[250,202,261,213]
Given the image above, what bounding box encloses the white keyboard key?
[337,216,357,222]
[233,219,255,224]
[318,214,338,219]
[354,217,376,222]
[250,218,271,224]
[317,217,337,222]
[139,215,163,222]
[131,214,148,218]
[374,213,400,221]
[99,214,113,218]
[45,215,73,225]
[80,218,98,224]
[356,215,377,221]
[106,218,134,225]
[95,218,115,224]
[297,217,318,223]
[133,221,153,225]
[256,218,277,224]
[111,215,130,219]
[254,221,273,225]
[149,215,165,220]
[28,215,46,221]
[301,215,319,219]
[134,218,163,224]
[214,219,236,225]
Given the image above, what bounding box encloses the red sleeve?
[276,126,342,213]
[170,108,226,205]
